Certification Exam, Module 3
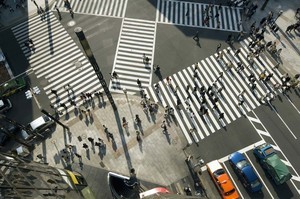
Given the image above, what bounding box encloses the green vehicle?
[253,143,292,185]
[0,76,26,98]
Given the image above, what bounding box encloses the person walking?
[193,31,199,41]
[137,79,142,87]
[216,43,221,53]
[83,143,88,149]
[87,137,94,144]
[285,24,295,33]
[161,121,167,132]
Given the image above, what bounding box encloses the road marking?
[285,95,300,114]
[245,153,275,199]
[201,140,266,172]
[247,111,300,194]
[256,129,270,137]
[269,103,297,139]
[223,163,244,199]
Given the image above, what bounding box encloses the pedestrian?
[218,112,224,119]
[136,131,141,142]
[237,31,244,41]
[69,9,74,18]
[154,65,160,72]
[39,6,44,13]
[193,31,199,41]
[83,143,88,149]
[234,49,241,56]
[51,89,57,95]
[24,42,30,49]
[122,117,128,128]
[75,153,82,158]
[135,114,141,124]
[87,137,94,144]
[166,76,172,85]
[226,34,232,43]
[28,38,34,46]
[161,121,167,131]
[137,79,141,87]
[216,43,221,53]
[217,50,224,61]
[218,4,222,10]
[60,103,67,109]
[108,132,114,141]
[103,125,108,133]
[112,71,118,79]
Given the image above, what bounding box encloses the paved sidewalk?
[32,94,191,187]
[0,0,54,30]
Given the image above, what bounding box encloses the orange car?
[207,160,239,199]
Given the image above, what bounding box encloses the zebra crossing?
[11,12,102,113]
[110,18,156,94]
[145,38,283,144]
[52,0,128,18]
[156,0,243,32]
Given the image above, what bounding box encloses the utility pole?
[74,27,117,111]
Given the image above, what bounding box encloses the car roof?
[242,165,258,182]
[29,116,47,130]
[207,160,223,173]
[217,174,235,193]
[229,152,245,164]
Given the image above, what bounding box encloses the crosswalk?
[156,0,243,32]
[145,37,284,144]
[52,0,128,18]
[110,18,156,94]
[11,12,102,113]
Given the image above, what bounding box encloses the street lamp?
[74,27,117,111]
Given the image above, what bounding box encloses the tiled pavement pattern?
[11,12,102,113]
[145,37,284,144]
[52,0,128,18]
[110,18,156,94]
[156,0,243,32]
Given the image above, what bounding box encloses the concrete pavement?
[32,93,192,188]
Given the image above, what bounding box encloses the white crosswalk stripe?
[145,38,284,143]
[156,0,243,32]
[52,0,128,18]
[11,12,103,114]
[110,18,156,94]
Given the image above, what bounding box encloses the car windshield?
[251,179,261,188]
[214,169,225,177]
[225,188,236,196]
[236,160,248,169]
[42,115,50,122]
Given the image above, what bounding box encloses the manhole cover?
[67,20,76,27]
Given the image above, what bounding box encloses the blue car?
[229,152,263,192]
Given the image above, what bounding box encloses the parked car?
[0,76,26,98]
[207,160,240,199]
[0,98,12,113]
[229,152,263,192]
[253,143,292,185]
[27,115,55,135]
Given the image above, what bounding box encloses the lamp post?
[74,27,117,111]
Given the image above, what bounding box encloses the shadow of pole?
[113,109,133,172]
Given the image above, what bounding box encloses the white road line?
[245,153,275,199]
[269,102,297,139]
[223,163,245,199]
